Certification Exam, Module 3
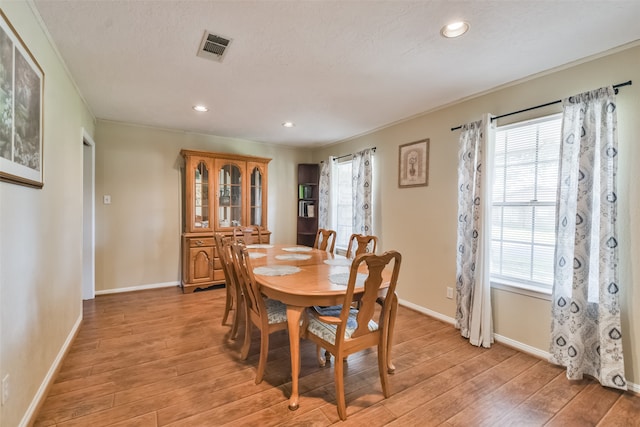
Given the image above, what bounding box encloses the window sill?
[491,279,552,301]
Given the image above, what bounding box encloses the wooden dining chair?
[229,242,288,384]
[313,228,337,254]
[214,233,243,340]
[345,234,378,259]
[303,250,402,420]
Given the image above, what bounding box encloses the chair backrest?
[346,234,378,259]
[214,233,239,288]
[337,251,402,341]
[313,229,337,254]
[229,242,266,321]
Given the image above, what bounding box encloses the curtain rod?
[450,80,632,131]
[331,146,377,161]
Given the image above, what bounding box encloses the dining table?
[246,243,395,411]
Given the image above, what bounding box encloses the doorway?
[82,129,95,300]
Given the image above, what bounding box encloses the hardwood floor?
[34,287,639,426]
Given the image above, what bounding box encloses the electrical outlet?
[103,195,111,204]
[2,374,8,406]
[446,287,453,299]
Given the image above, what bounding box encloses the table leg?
[286,305,304,411]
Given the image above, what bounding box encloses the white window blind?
[335,160,353,250]
[491,114,561,291]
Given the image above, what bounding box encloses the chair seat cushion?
[307,305,378,345]
[265,298,287,324]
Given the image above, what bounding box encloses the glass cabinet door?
[218,163,242,228]
[250,166,263,226]
[193,160,210,229]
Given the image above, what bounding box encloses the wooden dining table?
[247,243,394,411]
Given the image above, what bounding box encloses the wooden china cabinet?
[181,149,271,292]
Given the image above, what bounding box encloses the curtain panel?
[318,157,334,230]
[455,113,494,348]
[549,86,626,390]
[352,149,373,235]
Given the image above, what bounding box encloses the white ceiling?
[32,1,640,148]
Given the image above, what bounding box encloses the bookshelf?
[297,163,319,247]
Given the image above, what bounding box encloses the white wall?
[313,43,640,389]
[0,2,95,426]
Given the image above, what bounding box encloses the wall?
[313,43,640,389]
[93,120,310,292]
[0,2,95,426]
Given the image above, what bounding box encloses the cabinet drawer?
[188,237,214,247]
[213,269,225,281]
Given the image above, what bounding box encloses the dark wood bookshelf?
[297,163,319,246]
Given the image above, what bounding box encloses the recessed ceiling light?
[193,105,209,112]
[282,122,295,128]
[441,21,470,38]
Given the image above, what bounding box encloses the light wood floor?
[34,286,639,426]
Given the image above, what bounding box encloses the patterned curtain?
[352,149,373,235]
[318,157,334,230]
[455,113,494,348]
[549,87,626,390]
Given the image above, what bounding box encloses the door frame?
[82,128,96,300]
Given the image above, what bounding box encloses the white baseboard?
[398,298,456,325]
[94,280,179,295]
[21,311,82,427]
[397,298,639,393]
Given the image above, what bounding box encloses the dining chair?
[229,241,288,384]
[214,233,243,340]
[303,250,402,420]
[345,234,378,259]
[313,228,337,254]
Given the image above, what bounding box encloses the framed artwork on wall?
[0,9,45,188]
[398,138,429,188]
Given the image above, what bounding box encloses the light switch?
[103,195,111,204]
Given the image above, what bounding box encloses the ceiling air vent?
[197,31,231,62]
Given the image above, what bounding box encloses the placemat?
[253,265,301,276]
[328,272,368,286]
[248,252,267,259]
[323,258,352,266]
[275,254,312,260]
[246,244,274,249]
[282,246,313,252]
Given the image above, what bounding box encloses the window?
[334,159,353,250]
[491,115,561,293]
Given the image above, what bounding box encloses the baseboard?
[94,280,179,295]
[398,298,456,325]
[21,310,82,427]
[397,298,640,393]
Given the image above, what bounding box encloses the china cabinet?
[181,149,271,292]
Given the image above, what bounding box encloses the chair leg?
[222,285,233,326]
[386,294,398,374]
[240,316,252,360]
[230,293,242,340]
[334,352,347,421]
[316,345,326,367]
[378,340,390,398]
[255,329,269,384]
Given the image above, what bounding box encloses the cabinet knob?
[195,240,204,246]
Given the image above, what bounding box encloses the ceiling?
[32,1,640,148]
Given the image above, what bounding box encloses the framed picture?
[398,138,429,188]
[0,9,45,188]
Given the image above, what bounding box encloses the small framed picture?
[398,138,429,188]
[0,10,45,188]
